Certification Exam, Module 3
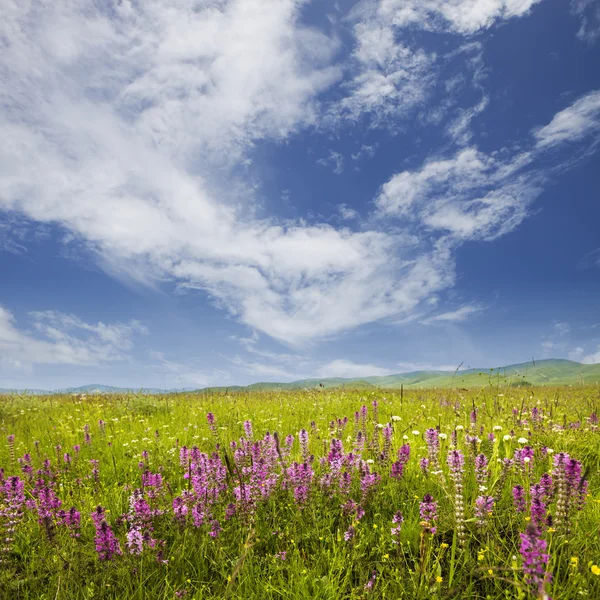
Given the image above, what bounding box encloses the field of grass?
[1,386,600,599]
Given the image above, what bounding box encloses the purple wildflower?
[419,494,438,534]
[474,495,494,528]
[519,524,551,596]
[513,485,526,513]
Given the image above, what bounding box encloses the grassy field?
[1,386,599,599]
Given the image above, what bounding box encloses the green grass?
[1,386,600,599]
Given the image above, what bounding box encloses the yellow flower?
[591,565,600,576]
[436,576,443,583]
[383,554,389,559]
[186,579,191,584]
[570,557,579,565]
[477,554,485,561]
[547,527,556,533]
[488,570,493,576]
[373,524,378,529]
[440,543,449,549]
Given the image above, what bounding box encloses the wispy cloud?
[317,150,345,174]
[316,359,395,378]
[570,0,600,44]
[534,90,600,148]
[376,91,600,245]
[420,305,484,325]
[0,305,146,368]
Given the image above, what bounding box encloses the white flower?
[366,459,374,464]
[439,433,448,440]
[518,437,528,444]
[493,426,502,431]
[346,436,353,443]
[403,435,409,440]
[503,434,512,441]
[523,457,531,463]
[376,423,384,429]
[455,425,464,431]
[547,448,554,454]
[412,430,420,436]
[391,416,401,422]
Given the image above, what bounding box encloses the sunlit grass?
[1,386,599,599]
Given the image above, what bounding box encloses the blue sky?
[1,0,600,389]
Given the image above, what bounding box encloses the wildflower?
[591,565,600,576]
[513,485,526,513]
[344,525,356,542]
[391,510,403,544]
[474,495,494,528]
[436,576,443,583]
[92,507,122,561]
[519,523,551,595]
[447,449,466,545]
[391,416,401,422]
[411,430,420,436]
[475,453,489,489]
[419,457,430,475]
[364,571,377,592]
[391,444,410,479]
[424,428,441,471]
[517,437,528,444]
[419,494,438,535]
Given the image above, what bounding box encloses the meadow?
[0,386,599,599]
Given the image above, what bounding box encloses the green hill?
[211,359,600,392]
[2,359,600,396]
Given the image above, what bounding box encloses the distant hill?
[1,359,599,395]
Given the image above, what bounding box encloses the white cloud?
[317,151,345,174]
[316,359,395,378]
[337,204,359,220]
[148,351,225,388]
[579,248,600,269]
[375,90,600,244]
[420,304,484,324]
[1,1,452,346]
[0,305,146,368]
[571,0,600,44]
[371,0,544,35]
[534,90,600,148]
[581,348,600,364]
[396,361,463,372]
[1,0,598,354]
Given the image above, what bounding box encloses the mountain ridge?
[1,359,599,394]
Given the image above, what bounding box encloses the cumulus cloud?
[0,306,146,368]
